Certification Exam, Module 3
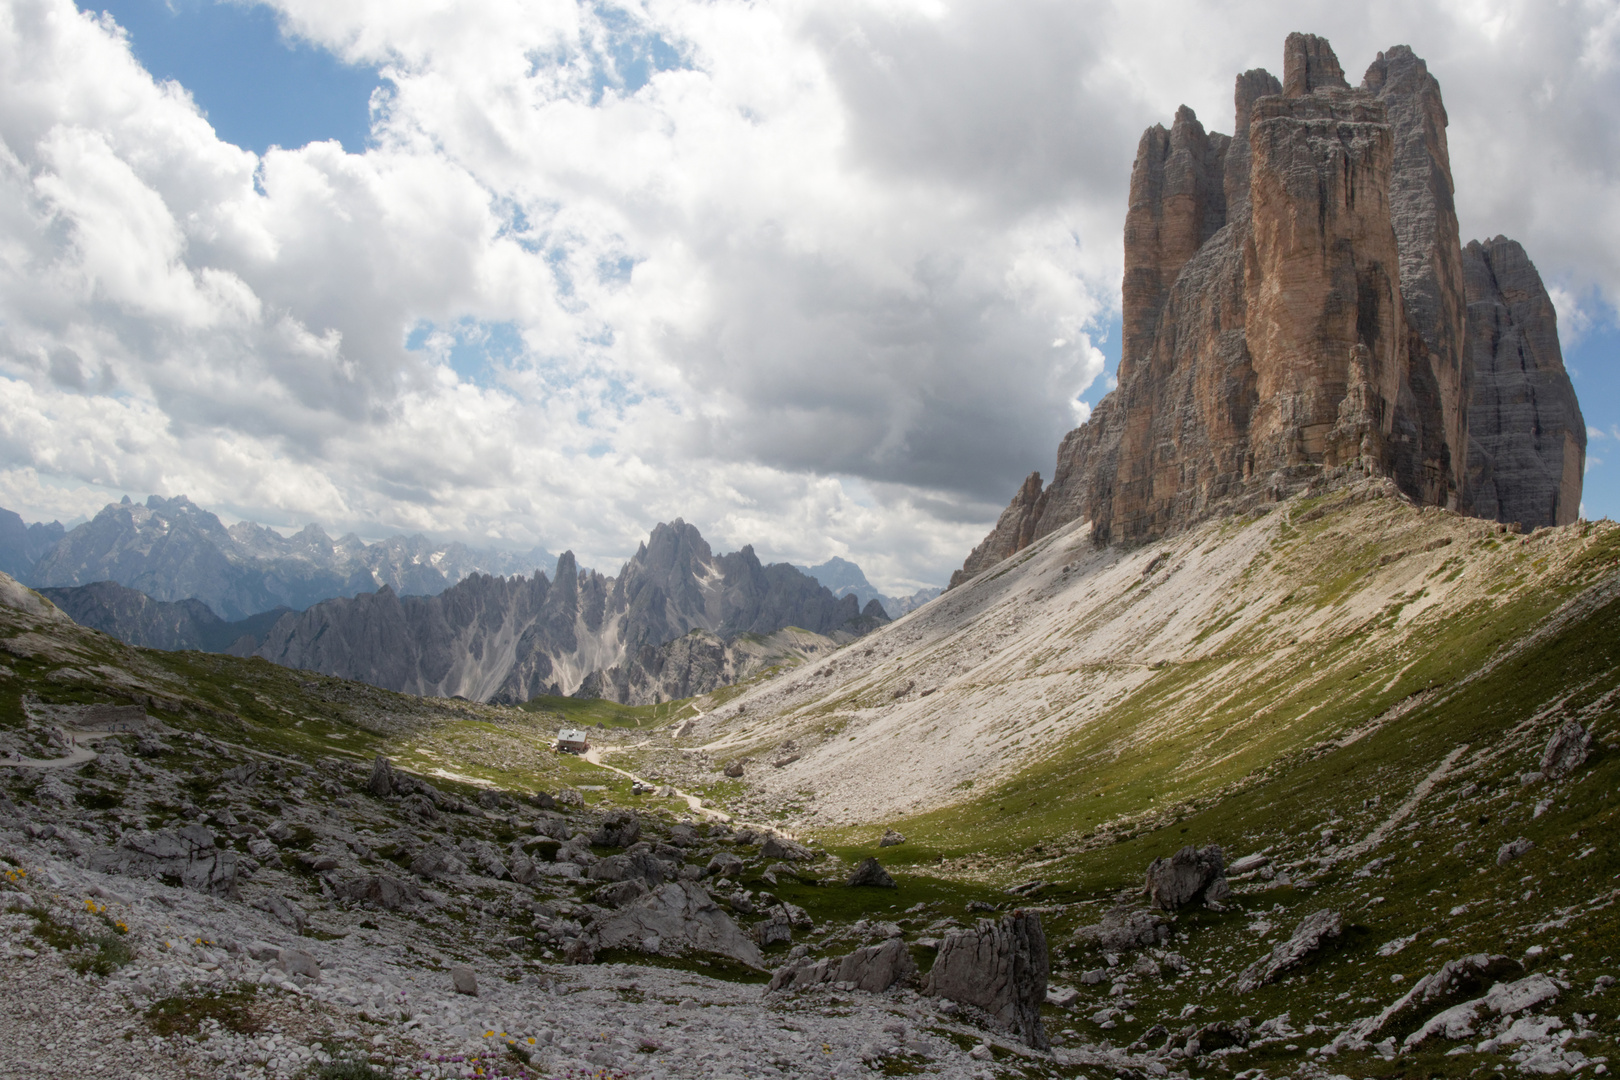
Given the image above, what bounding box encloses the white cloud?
[0,0,1615,591]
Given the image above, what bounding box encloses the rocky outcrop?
[88,823,239,897]
[1234,908,1341,992]
[250,520,884,704]
[925,911,1050,1049]
[1460,237,1586,527]
[1075,907,1172,952]
[949,472,1047,589]
[954,33,1583,583]
[767,937,916,994]
[591,881,764,968]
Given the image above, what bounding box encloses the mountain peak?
[954,33,1584,587]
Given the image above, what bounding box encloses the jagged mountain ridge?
[795,557,943,619]
[248,519,889,704]
[953,35,1584,587]
[24,494,557,621]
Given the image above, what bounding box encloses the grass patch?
[144,984,263,1037]
[312,1058,391,1080]
[592,947,772,983]
[519,695,695,730]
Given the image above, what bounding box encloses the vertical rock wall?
[1461,237,1587,527]
[952,32,1585,585]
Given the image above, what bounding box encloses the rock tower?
[953,34,1584,586]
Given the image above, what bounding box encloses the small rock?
[1227,853,1270,875]
[879,828,906,847]
[969,1044,991,1061]
[847,858,896,888]
[723,761,745,778]
[1497,837,1534,866]
[1046,986,1079,1007]
[450,965,478,996]
[275,948,321,981]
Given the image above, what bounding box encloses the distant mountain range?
[8,494,555,621]
[248,519,888,703]
[795,556,941,618]
[28,509,894,704]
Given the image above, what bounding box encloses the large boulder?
[1144,844,1229,910]
[591,811,642,848]
[847,858,895,888]
[410,845,467,879]
[1075,906,1172,952]
[762,834,813,861]
[367,755,395,797]
[1235,909,1341,993]
[592,881,764,968]
[1540,720,1591,779]
[588,849,674,887]
[334,873,423,910]
[90,824,239,897]
[705,852,744,879]
[768,937,916,995]
[924,911,1050,1050]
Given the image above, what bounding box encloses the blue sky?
[80,0,377,154]
[1568,318,1620,521]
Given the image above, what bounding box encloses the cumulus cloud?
[0,0,1615,590]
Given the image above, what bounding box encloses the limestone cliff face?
[955,33,1583,582]
[1461,237,1587,527]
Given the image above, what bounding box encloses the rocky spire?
[950,32,1585,587]
[1282,31,1349,96]
[1460,237,1586,527]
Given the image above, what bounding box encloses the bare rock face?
[90,823,240,897]
[1460,238,1586,527]
[949,472,1046,588]
[925,911,1050,1049]
[954,32,1582,579]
